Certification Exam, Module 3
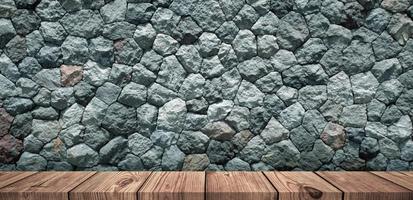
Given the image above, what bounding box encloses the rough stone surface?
[1,0,412,171]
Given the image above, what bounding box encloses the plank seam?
[204,171,207,200]
[261,171,280,200]
[67,172,97,200]
[0,172,38,190]
[314,172,345,200]
[136,171,154,199]
[368,172,413,192]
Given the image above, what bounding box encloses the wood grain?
[317,171,413,200]
[206,172,277,200]
[372,172,413,191]
[0,171,95,200]
[0,172,36,189]
[264,171,341,200]
[139,171,205,200]
[70,172,151,200]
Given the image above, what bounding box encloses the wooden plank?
[139,171,205,200]
[0,172,36,189]
[206,172,277,200]
[317,171,413,200]
[372,172,413,191]
[0,172,95,200]
[264,171,342,200]
[70,172,151,200]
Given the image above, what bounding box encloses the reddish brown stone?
[320,122,346,150]
[0,108,14,137]
[0,134,23,163]
[61,65,83,86]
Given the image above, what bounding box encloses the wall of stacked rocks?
[0,0,413,171]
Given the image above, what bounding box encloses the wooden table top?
[0,171,412,200]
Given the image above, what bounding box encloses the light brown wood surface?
[264,171,342,200]
[138,171,205,200]
[70,172,151,200]
[0,171,95,200]
[317,171,413,200]
[206,172,277,200]
[0,172,36,189]
[372,172,413,191]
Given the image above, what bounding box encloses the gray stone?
[157,56,186,92]
[150,130,178,148]
[200,56,225,78]
[100,0,126,23]
[133,23,156,50]
[270,49,297,71]
[192,0,225,32]
[387,13,413,46]
[277,12,309,50]
[323,25,352,50]
[306,13,329,38]
[126,3,154,25]
[202,121,235,141]
[282,64,328,89]
[342,41,375,75]
[371,58,402,83]
[16,152,47,171]
[31,119,60,144]
[350,72,379,104]
[184,113,208,131]
[276,86,298,106]
[313,139,334,163]
[176,45,202,73]
[135,104,157,137]
[59,124,84,147]
[198,32,221,57]
[118,82,147,107]
[251,12,279,35]
[367,153,388,170]
[231,130,254,152]
[218,43,238,70]
[102,102,137,135]
[186,98,208,114]
[10,113,32,139]
[131,64,156,86]
[239,136,266,163]
[386,115,412,143]
[262,140,300,170]
[88,37,114,67]
[39,22,67,44]
[83,61,110,87]
[108,64,132,86]
[150,7,179,36]
[50,88,75,110]
[257,35,279,59]
[296,38,327,64]
[0,74,17,99]
[35,0,65,21]
[114,38,142,66]
[264,94,286,116]
[33,88,51,107]
[233,4,259,30]
[32,107,59,120]
[147,83,177,106]
[238,57,271,82]
[36,45,62,68]
[67,144,99,167]
[207,100,234,122]
[278,103,305,130]
[396,89,413,115]
[83,126,110,150]
[365,8,391,34]
[128,133,153,156]
[251,162,274,171]
[157,98,186,132]
[175,16,203,44]
[298,85,327,110]
[0,0,16,18]
[261,117,289,144]
[359,137,379,160]
[300,151,322,170]
[373,32,402,61]
[387,159,409,171]
[16,78,39,98]
[365,122,388,139]
[381,0,410,12]
[381,105,403,126]
[153,34,179,56]
[340,105,367,128]
[207,140,234,164]
[327,72,353,106]
[399,70,413,89]
[302,110,327,136]
[216,21,239,43]
[99,136,128,164]
[401,140,413,161]
[321,122,346,150]
[367,99,386,121]
[379,137,401,159]
[60,10,103,39]
[3,98,33,115]
[179,74,205,100]
[232,30,257,61]
[118,154,144,170]
[235,80,264,109]
[141,145,163,170]
[177,131,209,154]
[4,35,27,63]
[375,79,404,105]
[255,72,282,93]
[182,154,210,171]
[0,54,20,82]
[225,106,250,132]
[24,134,43,153]
[61,36,88,65]
[225,158,251,171]
[40,139,66,161]
[162,145,185,170]
[18,57,42,80]
[81,97,108,126]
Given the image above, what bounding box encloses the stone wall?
[0,0,413,171]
